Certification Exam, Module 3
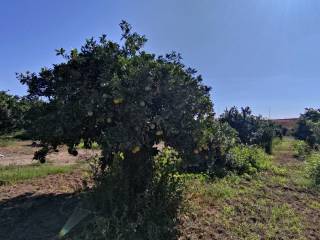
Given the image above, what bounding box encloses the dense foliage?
[220,106,282,154]
[0,91,30,135]
[18,21,213,167]
[18,21,215,238]
[295,108,320,149]
[187,119,238,176]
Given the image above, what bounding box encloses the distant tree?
[18,21,214,201]
[220,106,280,154]
[295,108,320,148]
[0,91,30,135]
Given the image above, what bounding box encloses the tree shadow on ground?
[0,192,81,240]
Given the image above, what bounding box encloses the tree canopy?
[0,91,30,135]
[18,21,214,197]
[220,106,281,153]
[295,108,320,148]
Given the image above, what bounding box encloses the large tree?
[18,21,214,199]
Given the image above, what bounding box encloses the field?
[0,137,319,239]
[2,3,320,239]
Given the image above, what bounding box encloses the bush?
[225,145,272,175]
[74,148,183,240]
[292,140,311,160]
[306,153,320,186]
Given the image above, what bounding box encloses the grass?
[179,138,320,239]
[0,163,77,185]
[1,136,319,239]
[0,136,16,147]
[0,132,30,147]
[272,137,294,152]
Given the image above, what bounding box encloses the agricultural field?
[1,14,320,240]
[1,137,319,239]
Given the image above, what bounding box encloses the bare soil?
[0,171,86,240]
[0,140,99,166]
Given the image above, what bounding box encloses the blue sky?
[1,0,319,118]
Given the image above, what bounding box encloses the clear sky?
[1,0,319,118]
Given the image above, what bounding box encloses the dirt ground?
[0,171,86,240]
[0,140,99,166]
[0,140,95,239]
[0,139,319,239]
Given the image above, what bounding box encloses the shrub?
[225,145,272,175]
[292,140,311,160]
[306,153,320,186]
[74,148,183,240]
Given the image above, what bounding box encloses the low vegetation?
[292,140,311,160]
[305,153,320,186]
[180,138,320,239]
[0,163,76,185]
[225,145,272,175]
[74,148,183,240]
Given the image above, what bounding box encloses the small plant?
[77,140,100,150]
[306,153,320,186]
[293,140,311,160]
[225,145,272,175]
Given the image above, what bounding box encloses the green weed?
[0,164,77,185]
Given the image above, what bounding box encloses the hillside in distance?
[272,118,298,131]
